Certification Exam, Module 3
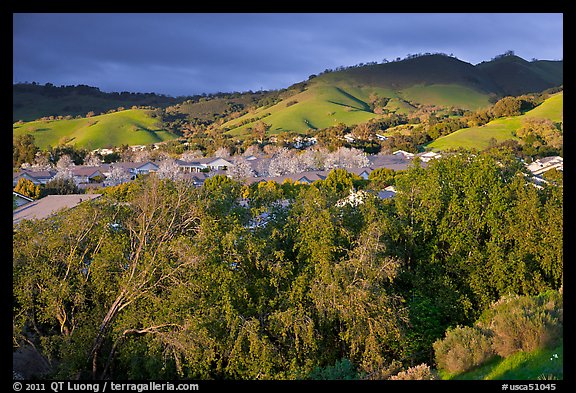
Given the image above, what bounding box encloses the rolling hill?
[13,83,188,123]
[13,109,178,150]
[13,53,562,149]
[427,91,563,151]
[221,54,561,138]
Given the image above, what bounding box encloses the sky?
[13,13,563,97]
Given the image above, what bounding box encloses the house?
[197,157,234,171]
[13,194,102,225]
[180,172,209,187]
[367,154,412,171]
[264,170,329,185]
[343,134,356,143]
[376,133,388,141]
[348,167,373,180]
[175,159,207,173]
[377,185,397,200]
[418,151,442,163]
[392,150,415,159]
[13,191,34,208]
[13,169,57,187]
[68,166,106,185]
[109,161,159,178]
[526,156,563,176]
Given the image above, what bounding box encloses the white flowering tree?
[56,154,75,170]
[325,147,370,169]
[228,157,254,181]
[84,154,103,167]
[104,166,131,186]
[180,150,204,161]
[31,151,54,171]
[156,159,183,181]
[213,147,231,158]
[268,148,299,177]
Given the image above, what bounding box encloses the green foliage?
[14,178,41,199]
[368,167,397,189]
[13,134,39,168]
[12,149,562,380]
[307,358,361,380]
[433,325,495,374]
[477,291,563,358]
[43,175,79,195]
[435,290,563,378]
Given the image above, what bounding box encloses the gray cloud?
[13,13,563,96]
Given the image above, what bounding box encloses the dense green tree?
[14,178,41,199]
[13,149,562,380]
[13,134,39,168]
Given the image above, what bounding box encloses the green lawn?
[13,109,178,150]
[440,343,563,380]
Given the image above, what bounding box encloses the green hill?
[13,109,178,150]
[13,53,562,147]
[476,55,564,96]
[223,81,493,138]
[222,54,561,138]
[427,92,563,151]
[13,83,187,123]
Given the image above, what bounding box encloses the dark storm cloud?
[13,13,563,96]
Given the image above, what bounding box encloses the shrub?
[433,325,495,374]
[389,363,438,380]
[307,358,360,380]
[481,292,563,357]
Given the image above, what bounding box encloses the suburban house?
[266,171,329,185]
[526,156,563,176]
[180,172,210,187]
[348,167,373,180]
[175,159,207,173]
[418,151,442,163]
[199,157,234,171]
[367,153,412,171]
[375,133,388,141]
[69,166,106,185]
[13,194,102,226]
[13,191,34,208]
[378,185,398,200]
[108,161,160,178]
[392,150,415,159]
[13,169,57,187]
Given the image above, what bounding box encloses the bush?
[480,292,563,357]
[433,325,495,374]
[389,363,438,380]
[307,358,360,380]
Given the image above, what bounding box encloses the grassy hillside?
[440,343,563,380]
[13,109,178,150]
[476,55,563,96]
[223,83,385,137]
[427,92,563,151]
[223,80,493,137]
[400,84,491,110]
